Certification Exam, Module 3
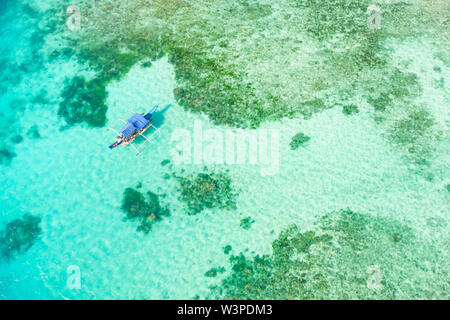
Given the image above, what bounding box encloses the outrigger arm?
[134,124,161,156]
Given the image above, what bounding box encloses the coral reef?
[63,0,435,127]
[0,214,42,261]
[211,209,447,299]
[59,1,447,177]
[121,187,170,234]
[289,132,310,150]
[176,171,237,215]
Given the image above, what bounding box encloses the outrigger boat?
[108,106,160,155]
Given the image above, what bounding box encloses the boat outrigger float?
[108,106,160,155]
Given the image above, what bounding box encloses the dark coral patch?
[342,104,359,116]
[58,76,108,128]
[368,93,392,112]
[26,125,41,139]
[176,172,237,215]
[0,214,42,261]
[223,245,232,255]
[10,135,24,144]
[168,45,262,128]
[121,187,170,234]
[0,147,16,166]
[205,267,225,278]
[389,111,434,145]
[31,89,50,105]
[240,217,254,230]
[289,133,310,150]
[367,69,422,113]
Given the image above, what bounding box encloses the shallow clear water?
[0,0,448,299]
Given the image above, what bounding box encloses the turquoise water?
[0,0,449,299]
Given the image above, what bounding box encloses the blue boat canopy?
[120,123,137,138]
[128,113,149,130]
[119,114,149,138]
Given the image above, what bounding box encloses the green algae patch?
[0,214,42,261]
[58,76,108,127]
[289,133,310,150]
[212,209,447,299]
[121,187,170,234]
[176,172,237,215]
